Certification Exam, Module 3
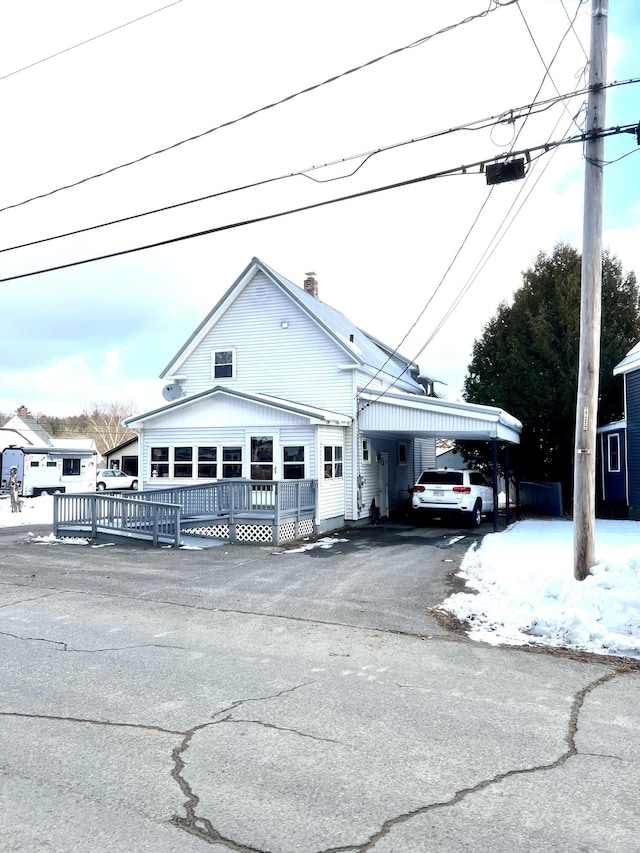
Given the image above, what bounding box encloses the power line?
[3,77,636,256]
[516,0,587,132]
[0,1,184,83]
[0,123,635,286]
[560,0,590,62]
[0,0,520,216]
[357,4,588,405]
[356,5,598,407]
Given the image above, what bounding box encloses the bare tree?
[82,401,137,455]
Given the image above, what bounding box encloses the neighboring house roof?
[3,414,54,446]
[124,386,352,429]
[160,257,428,394]
[0,428,34,451]
[613,341,640,376]
[53,438,98,451]
[104,436,139,456]
[358,388,522,443]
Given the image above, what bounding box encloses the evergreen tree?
[459,244,640,508]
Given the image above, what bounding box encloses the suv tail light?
[452,486,471,494]
[412,485,425,493]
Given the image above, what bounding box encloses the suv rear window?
[417,471,463,486]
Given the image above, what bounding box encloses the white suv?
[410,469,494,527]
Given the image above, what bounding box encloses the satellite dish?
[162,383,184,402]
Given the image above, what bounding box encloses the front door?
[250,435,274,480]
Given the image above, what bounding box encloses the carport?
[358,389,522,530]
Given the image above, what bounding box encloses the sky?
[3,494,640,659]
[0,0,639,417]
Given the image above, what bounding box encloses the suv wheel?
[467,500,482,528]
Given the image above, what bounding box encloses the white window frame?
[362,439,371,464]
[211,348,236,380]
[323,445,343,479]
[607,433,621,473]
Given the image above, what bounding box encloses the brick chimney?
[303,272,318,298]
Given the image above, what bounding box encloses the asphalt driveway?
[1,519,638,852]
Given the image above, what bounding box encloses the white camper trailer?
[0,446,97,496]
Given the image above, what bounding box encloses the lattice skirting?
[182,524,230,538]
[182,517,315,544]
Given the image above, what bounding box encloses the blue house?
[598,342,640,518]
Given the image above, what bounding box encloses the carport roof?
[358,389,522,443]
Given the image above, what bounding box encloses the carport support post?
[491,439,499,532]
[504,443,511,526]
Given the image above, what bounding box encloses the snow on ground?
[0,493,54,527]
[439,519,640,660]
[3,496,640,658]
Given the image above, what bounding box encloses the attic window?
[212,349,235,380]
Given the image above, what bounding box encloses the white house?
[124,258,521,535]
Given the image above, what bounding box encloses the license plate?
[433,489,444,496]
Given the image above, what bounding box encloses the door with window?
[250,436,274,480]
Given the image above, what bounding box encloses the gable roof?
[0,427,34,451]
[124,386,352,429]
[160,257,426,393]
[3,414,54,446]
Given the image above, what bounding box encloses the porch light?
[281,321,289,328]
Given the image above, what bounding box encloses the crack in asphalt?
[0,630,184,654]
[217,717,341,744]
[0,654,626,852]
[331,670,621,852]
[0,580,451,644]
[170,681,316,851]
[0,591,59,609]
[0,710,184,736]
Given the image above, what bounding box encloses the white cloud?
[1,0,637,415]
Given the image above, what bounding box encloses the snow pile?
[0,493,54,527]
[440,519,640,659]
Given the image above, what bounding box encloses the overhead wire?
[560,0,590,62]
[357,0,590,408]
[0,0,520,215]
[0,1,184,82]
[0,124,635,286]
[5,77,637,257]
[515,0,589,131]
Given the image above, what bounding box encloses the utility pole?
[573,0,608,581]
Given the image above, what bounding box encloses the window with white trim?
[151,447,170,478]
[398,442,408,465]
[324,445,343,479]
[222,446,242,478]
[212,349,235,379]
[608,434,621,473]
[198,447,217,478]
[283,445,305,479]
[152,445,243,479]
[62,458,81,476]
[174,447,193,478]
[362,439,370,463]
